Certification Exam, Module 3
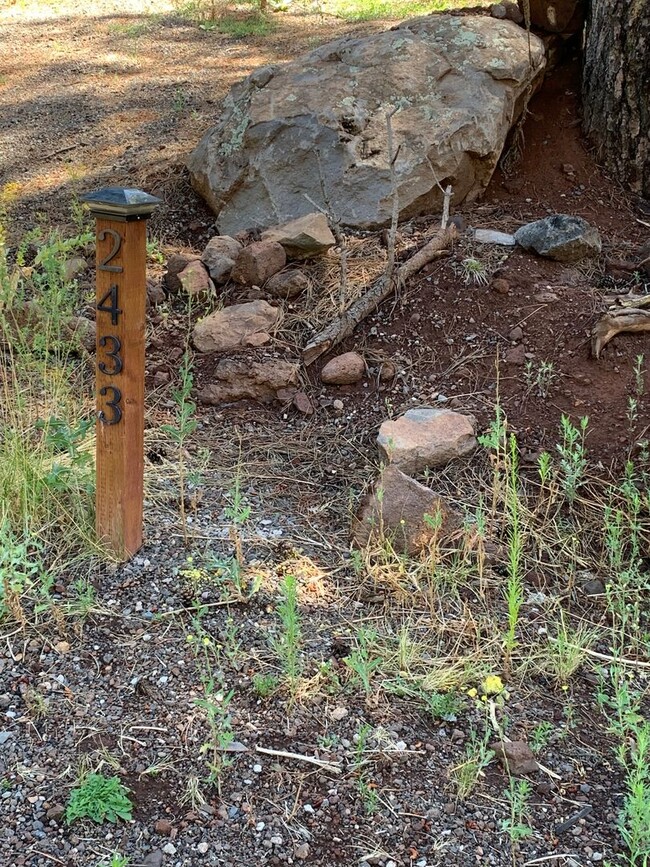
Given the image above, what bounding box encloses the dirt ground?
[1,3,650,867]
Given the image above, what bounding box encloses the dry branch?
[255,745,342,774]
[303,222,457,365]
[592,307,650,358]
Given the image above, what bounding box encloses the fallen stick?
[303,222,457,365]
[591,307,650,358]
[255,744,342,774]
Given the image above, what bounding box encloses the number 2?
[98,229,123,273]
[98,386,122,426]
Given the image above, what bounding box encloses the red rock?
[231,241,286,286]
[321,352,366,385]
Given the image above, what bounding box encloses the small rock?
[265,270,309,299]
[270,835,283,846]
[378,360,397,381]
[201,235,242,283]
[162,843,177,855]
[491,277,510,294]
[583,577,605,596]
[534,291,559,303]
[0,695,10,710]
[509,325,523,341]
[153,370,171,387]
[154,819,173,836]
[163,253,195,293]
[178,260,214,297]
[505,345,526,365]
[503,1,523,22]
[292,391,314,415]
[474,228,516,245]
[332,399,344,411]
[62,256,87,282]
[330,706,348,721]
[491,740,539,776]
[46,804,65,821]
[295,843,310,860]
[261,213,335,259]
[514,214,602,262]
[377,407,478,474]
[66,316,96,353]
[192,300,281,353]
[197,842,209,854]
[321,351,366,385]
[253,763,263,774]
[244,331,271,347]
[231,241,287,286]
[142,852,164,867]
[490,3,507,17]
[146,279,166,305]
[353,465,461,555]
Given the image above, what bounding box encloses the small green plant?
[271,575,302,692]
[528,721,553,754]
[556,415,589,504]
[633,354,645,397]
[252,672,279,699]
[500,778,533,843]
[524,359,558,398]
[461,256,489,286]
[451,727,494,800]
[66,774,133,824]
[352,723,379,813]
[100,854,130,867]
[161,351,198,542]
[344,627,381,697]
[504,434,524,670]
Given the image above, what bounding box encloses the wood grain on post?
[81,188,161,561]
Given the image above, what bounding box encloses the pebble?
[253,763,262,773]
[295,842,310,860]
[162,842,177,855]
[197,842,209,854]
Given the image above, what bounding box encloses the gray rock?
[62,257,87,282]
[261,213,335,259]
[474,228,516,245]
[201,235,243,283]
[188,15,545,232]
[514,214,602,262]
[490,4,507,19]
[353,465,461,555]
[198,358,300,405]
[0,732,12,746]
[143,851,164,867]
[192,300,281,353]
[377,407,478,474]
[503,1,524,23]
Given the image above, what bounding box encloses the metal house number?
[97,229,123,426]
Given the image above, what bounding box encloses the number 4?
[97,284,122,325]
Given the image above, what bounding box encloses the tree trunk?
[582,0,650,198]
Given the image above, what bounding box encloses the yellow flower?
[186,634,195,642]
[202,636,211,646]
[482,675,505,696]
[467,688,478,698]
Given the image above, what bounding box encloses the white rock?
[474,228,516,245]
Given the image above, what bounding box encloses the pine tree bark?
[582,0,650,198]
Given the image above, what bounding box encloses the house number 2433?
[97,229,124,426]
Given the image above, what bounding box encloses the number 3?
[98,335,123,375]
[98,386,122,425]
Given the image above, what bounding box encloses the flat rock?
[201,235,243,283]
[352,465,461,555]
[266,270,309,299]
[474,228,516,245]
[192,300,281,353]
[261,213,335,259]
[178,260,214,296]
[491,740,539,776]
[377,407,477,474]
[188,15,545,232]
[321,351,366,385]
[198,358,299,404]
[514,214,601,262]
[231,241,286,286]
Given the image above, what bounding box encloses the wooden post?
[81,187,161,561]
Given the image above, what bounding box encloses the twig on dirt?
[303,222,456,365]
[309,148,349,314]
[571,645,650,669]
[554,805,593,835]
[523,856,581,866]
[255,745,342,774]
[440,184,452,231]
[43,143,77,160]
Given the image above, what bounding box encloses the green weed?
[271,575,303,693]
[66,774,133,824]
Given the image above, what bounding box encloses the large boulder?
[188,15,545,233]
